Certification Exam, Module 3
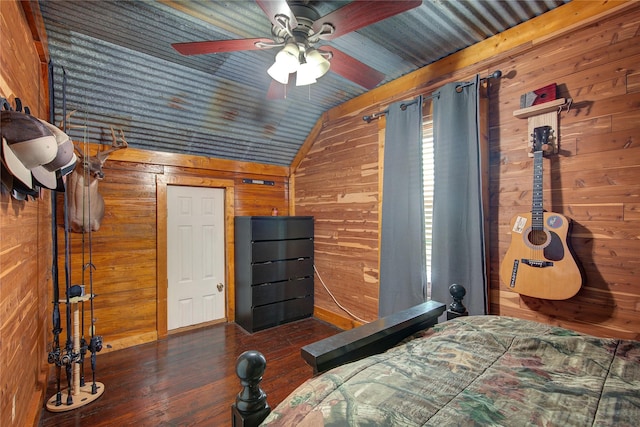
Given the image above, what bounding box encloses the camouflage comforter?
[262,316,640,426]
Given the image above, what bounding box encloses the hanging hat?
[31,119,78,190]
[59,154,78,178]
[0,147,39,199]
[1,146,17,191]
[2,136,34,189]
[39,119,75,170]
[31,163,57,190]
[0,110,57,189]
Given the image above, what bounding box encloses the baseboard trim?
[100,331,159,353]
[313,306,364,330]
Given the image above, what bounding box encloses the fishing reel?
[60,352,73,366]
[89,335,103,353]
[47,346,61,365]
[66,284,85,298]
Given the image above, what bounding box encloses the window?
[422,110,434,298]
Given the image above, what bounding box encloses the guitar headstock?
[531,125,553,155]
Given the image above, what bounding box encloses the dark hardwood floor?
[38,318,341,427]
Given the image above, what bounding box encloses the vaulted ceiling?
[39,0,569,166]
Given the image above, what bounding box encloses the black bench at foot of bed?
[301,299,445,374]
[231,284,468,427]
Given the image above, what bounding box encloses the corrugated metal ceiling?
[39,0,569,166]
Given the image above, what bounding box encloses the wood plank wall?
[489,7,640,339]
[2,2,638,426]
[294,2,640,340]
[1,2,290,424]
[295,115,382,328]
[1,2,51,426]
[57,147,290,351]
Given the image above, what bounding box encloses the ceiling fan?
[172,1,422,94]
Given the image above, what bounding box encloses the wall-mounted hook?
[558,98,572,114]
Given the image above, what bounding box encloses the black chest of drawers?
[234,216,314,332]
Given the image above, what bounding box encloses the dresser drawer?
[252,239,313,262]
[251,296,314,331]
[251,216,313,241]
[252,278,314,306]
[252,258,313,285]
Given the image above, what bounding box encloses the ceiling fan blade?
[172,38,274,55]
[322,47,385,90]
[256,0,298,30]
[313,0,422,40]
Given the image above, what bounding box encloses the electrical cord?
[313,264,368,324]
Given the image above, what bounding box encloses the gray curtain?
[430,76,488,316]
[379,96,425,317]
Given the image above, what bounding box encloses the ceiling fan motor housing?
[272,2,322,49]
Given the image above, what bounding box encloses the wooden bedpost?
[446,283,469,319]
[231,350,271,427]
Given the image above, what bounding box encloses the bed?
[232,300,640,426]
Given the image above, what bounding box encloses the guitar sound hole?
[528,229,548,246]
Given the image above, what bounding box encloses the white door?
[167,185,226,330]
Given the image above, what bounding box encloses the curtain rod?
[362,70,502,123]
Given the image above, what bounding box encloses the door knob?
[217,283,224,292]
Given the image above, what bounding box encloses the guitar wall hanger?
[514,95,572,157]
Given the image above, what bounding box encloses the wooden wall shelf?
[513,98,566,118]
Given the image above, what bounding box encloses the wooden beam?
[78,143,289,177]
[289,111,327,175]
[20,0,49,63]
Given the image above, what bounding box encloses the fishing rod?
[46,60,63,406]
[78,162,88,388]
[85,147,103,395]
[78,100,103,394]
[62,160,74,405]
[49,191,63,406]
[61,67,77,406]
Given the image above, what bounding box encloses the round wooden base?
[45,382,105,412]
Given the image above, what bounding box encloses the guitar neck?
[531,150,544,230]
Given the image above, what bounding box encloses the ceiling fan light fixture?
[304,48,330,79]
[296,63,317,86]
[267,61,290,84]
[268,41,301,84]
[274,42,300,73]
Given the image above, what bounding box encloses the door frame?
[156,175,235,339]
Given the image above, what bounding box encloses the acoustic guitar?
[499,126,582,300]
